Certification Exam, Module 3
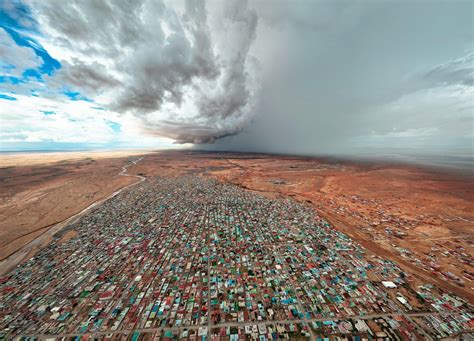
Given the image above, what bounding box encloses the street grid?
[0,176,472,340]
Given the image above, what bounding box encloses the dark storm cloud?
[110,0,222,114]
[56,61,121,94]
[197,2,258,120]
[144,119,241,144]
[28,0,473,153]
[31,0,258,143]
[204,0,473,155]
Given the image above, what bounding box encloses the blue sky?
[1,0,472,154]
[0,1,59,81]
[0,0,175,151]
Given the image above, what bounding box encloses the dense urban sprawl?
[0,176,472,340]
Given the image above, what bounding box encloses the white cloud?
[0,28,42,77]
[0,93,172,147]
[28,0,260,144]
[1,0,472,154]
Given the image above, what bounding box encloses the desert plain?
[0,150,472,304]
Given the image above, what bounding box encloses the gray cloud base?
[27,0,474,154]
[31,0,259,144]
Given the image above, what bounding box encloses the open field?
[0,150,472,305]
[0,150,151,167]
[0,150,151,266]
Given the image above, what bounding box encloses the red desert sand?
[0,150,472,303]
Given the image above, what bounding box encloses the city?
[1,0,473,339]
[1,176,471,339]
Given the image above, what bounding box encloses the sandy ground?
[0,150,152,167]
[0,150,472,303]
[0,150,150,262]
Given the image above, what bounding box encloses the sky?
[0,0,472,155]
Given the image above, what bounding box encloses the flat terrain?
[1,175,472,339]
[130,151,474,302]
[1,150,472,303]
[0,151,149,266]
[0,150,150,167]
